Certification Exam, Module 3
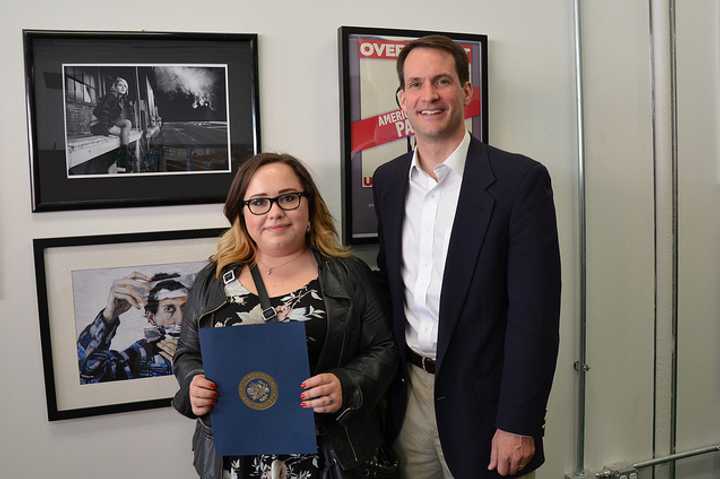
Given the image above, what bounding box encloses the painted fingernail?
[300,393,305,400]
[300,402,308,408]
[300,382,306,388]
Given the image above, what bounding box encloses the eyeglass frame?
[241,191,311,215]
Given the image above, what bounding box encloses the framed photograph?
[33,228,225,420]
[23,30,260,212]
[338,26,488,244]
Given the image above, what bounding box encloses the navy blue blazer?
[372,136,561,479]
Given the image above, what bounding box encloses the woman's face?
[115,79,128,95]
[242,162,310,258]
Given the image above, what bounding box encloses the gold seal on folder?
[238,371,279,411]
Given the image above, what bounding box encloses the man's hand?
[155,337,177,361]
[189,374,217,417]
[300,373,342,413]
[102,272,151,322]
[488,428,535,476]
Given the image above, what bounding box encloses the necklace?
[256,251,307,276]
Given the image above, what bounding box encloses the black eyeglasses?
[242,191,310,215]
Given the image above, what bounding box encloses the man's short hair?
[396,35,470,89]
[144,273,187,316]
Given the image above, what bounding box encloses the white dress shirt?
[402,131,471,359]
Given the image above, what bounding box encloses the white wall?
[581,0,656,470]
[0,1,579,477]
[578,1,720,477]
[676,1,720,477]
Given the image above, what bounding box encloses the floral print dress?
[217,274,327,479]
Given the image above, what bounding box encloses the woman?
[89,76,135,173]
[173,153,397,478]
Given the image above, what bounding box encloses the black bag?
[365,446,399,479]
[319,439,399,479]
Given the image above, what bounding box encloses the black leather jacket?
[173,252,397,478]
[91,91,134,133]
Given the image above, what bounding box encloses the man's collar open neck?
[414,129,469,176]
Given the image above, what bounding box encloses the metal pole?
[594,444,720,478]
[634,444,720,470]
[667,1,679,472]
[573,0,588,474]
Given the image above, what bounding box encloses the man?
[77,272,189,383]
[372,35,561,478]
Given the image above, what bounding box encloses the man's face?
[151,296,187,328]
[398,47,473,143]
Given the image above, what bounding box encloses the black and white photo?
[24,31,260,211]
[64,64,231,177]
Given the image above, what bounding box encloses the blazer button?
[436,396,446,401]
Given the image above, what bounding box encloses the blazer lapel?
[436,139,496,369]
[380,154,411,342]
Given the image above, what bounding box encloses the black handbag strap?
[250,263,278,322]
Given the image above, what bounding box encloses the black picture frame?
[23,30,261,212]
[338,26,489,244]
[34,227,224,420]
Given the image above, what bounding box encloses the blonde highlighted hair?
[110,76,128,95]
[214,153,349,277]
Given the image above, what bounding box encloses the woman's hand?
[300,373,342,413]
[189,374,217,416]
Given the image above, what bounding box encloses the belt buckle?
[422,356,432,372]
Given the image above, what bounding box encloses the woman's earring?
[306,223,311,233]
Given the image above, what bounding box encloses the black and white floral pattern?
[218,276,326,478]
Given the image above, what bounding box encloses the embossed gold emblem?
[238,371,278,411]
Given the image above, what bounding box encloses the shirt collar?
[408,130,471,180]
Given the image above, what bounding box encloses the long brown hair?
[214,153,349,277]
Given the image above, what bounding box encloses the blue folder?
[199,322,317,456]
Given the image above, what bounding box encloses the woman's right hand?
[189,374,217,416]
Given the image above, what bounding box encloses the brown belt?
[406,347,436,374]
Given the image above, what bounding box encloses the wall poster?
[338,26,488,244]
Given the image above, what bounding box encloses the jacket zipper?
[338,331,359,463]
[342,423,359,463]
[335,269,359,463]
[196,299,229,327]
[337,314,346,368]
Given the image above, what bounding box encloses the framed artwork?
[23,30,260,212]
[33,228,224,420]
[338,26,488,244]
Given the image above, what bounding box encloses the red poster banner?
[351,87,481,154]
[356,38,473,62]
